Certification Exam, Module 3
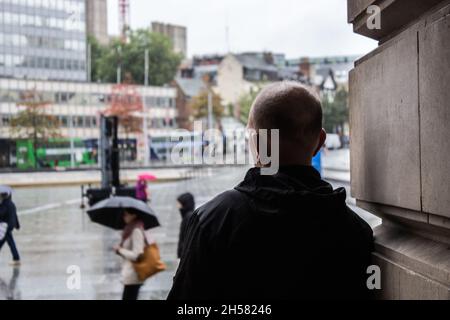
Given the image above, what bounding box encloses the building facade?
[216,53,260,107]
[348,0,450,299]
[151,22,187,57]
[216,52,296,107]
[0,0,88,82]
[0,78,177,167]
[86,0,108,45]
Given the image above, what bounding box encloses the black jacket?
[168,166,374,300]
[177,193,195,259]
[0,196,20,232]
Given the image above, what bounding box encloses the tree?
[189,89,224,126]
[88,35,108,83]
[322,88,349,135]
[10,89,60,168]
[103,77,144,137]
[237,86,263,124]
[94,29,182,86]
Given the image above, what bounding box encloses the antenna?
[118,0,130,42]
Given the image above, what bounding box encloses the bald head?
[248,81,325,165]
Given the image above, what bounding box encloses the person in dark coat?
[0,190,21,266]
[167,82,374,300]
[176,193,195,259]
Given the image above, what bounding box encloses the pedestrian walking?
[176,193,195,259]
[113,210,147,300]
[87,196,164,300]
[135,179,148,203]
[0,186,21,266]
[168,81,374,300]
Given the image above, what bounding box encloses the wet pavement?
[0,160,380,300]
[0,166,247,300]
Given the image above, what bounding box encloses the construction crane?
[118,0,130,42]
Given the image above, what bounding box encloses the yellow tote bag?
[133,241,166,282]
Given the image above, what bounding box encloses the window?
[37,57,44,68]
[4,13,11,25]
[51,58,58,69]
[60,116,68,127]
[76,116,83,127]
[1,114,11,126]
[28,56,35,68]
[56,92,71,103]
[5,55,13,67]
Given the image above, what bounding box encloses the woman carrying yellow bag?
[114,211,165,300]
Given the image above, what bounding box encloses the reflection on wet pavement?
[0,267,20,300]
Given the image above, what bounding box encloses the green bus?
[16,139,97,169]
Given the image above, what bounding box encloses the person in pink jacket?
[135,179,148,203]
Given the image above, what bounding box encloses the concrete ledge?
[372,224,450,299]
[348,0,446,41]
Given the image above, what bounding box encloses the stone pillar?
[348,0,450,299]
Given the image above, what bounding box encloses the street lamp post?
[116,46,122,84]
[207,89,213,131]
[143,49,150,166]
[69,114,75,168]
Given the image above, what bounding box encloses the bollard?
[80,185,86,209]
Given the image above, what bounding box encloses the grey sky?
[107,0,377,59]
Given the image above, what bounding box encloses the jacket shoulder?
[195,189,248,224]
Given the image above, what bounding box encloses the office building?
[0,0,88,82]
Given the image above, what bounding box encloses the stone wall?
[348,0,450,299]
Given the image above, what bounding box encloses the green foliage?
[238,86,263,124]
[88,35,108,83]
[322,88,349,133]
[10,89,61,168]
[10,91,60,141]
[91,30,182,86]
[190,90,224,120]
[10,108,60,139]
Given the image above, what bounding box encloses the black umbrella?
[87,196,160,230]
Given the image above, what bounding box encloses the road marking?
[19,198,81,215]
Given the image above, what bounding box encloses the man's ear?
[313,129,327,156]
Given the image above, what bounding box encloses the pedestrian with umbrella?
[0,185,21,266]
[87,196,165,300]
[135,173,157,203]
